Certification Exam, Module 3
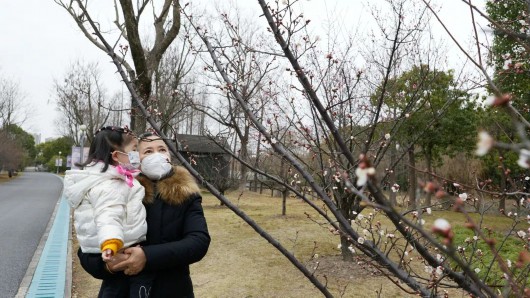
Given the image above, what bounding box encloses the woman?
[78,132,210,298]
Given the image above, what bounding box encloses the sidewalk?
[15,178,72,298]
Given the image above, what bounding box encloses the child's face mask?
[117,151,141,170]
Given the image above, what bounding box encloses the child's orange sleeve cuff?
[101,239,124,255]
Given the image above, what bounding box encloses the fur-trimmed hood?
[136,166,200,205]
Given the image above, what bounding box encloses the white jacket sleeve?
[86,181,127,248]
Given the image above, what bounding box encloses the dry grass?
[191,192,412,297]
[0,171,17,182]
[72,191,520,297]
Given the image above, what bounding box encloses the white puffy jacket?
[64,162,147,253]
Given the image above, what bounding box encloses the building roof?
[175,134,228,154]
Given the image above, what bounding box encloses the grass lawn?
[71,191,525,297]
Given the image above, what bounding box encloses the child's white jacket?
[63,162,147,253]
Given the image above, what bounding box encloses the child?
[64,126,153,298]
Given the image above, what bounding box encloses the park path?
[0,172,63,298]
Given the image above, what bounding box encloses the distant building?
[173,134,231,184]
[32,133,41,145]
[44,137,58,143]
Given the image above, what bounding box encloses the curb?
[15,175,72,298]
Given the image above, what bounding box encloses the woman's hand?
[106,251,130,272]
[115,246,147,276]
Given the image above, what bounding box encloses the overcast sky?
[0,0,485,141]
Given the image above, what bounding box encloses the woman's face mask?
[141,152,172,180]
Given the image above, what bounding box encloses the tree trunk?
[253,133,262,192]
[389,144,397,206]
[408,145,417,209]
[132,74,150,133]
[338,194,354,262]
[282,189,288,216]
[499,173,507,212]
[238,127,250,190]
[424,147,433,207]
[253,108,264,192]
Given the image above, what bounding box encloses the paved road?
[0,172,63,298]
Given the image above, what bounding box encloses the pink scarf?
[116,165,139,188]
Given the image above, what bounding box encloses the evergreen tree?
[486,0,530,111]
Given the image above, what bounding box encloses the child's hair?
[78,126,136,172]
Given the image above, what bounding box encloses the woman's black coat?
[78,166,210,298]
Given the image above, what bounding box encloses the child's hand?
[102,249,113,262]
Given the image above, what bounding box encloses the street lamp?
[56,151,62,174]
[79,124,87,169]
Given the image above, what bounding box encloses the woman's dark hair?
[77,126,136,172]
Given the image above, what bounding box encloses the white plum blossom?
[507,259,512,268]
[387,233,395,238]
[476,131,494,156]
[436,266,443,276]
[391,183,400,193]
[357,237,365,244]
[473,236,478,241]
[459,193,468,201]
[384,133,391,140]
[475,268,481,274]
[484,95,496,106]
[348,245,356,254]
[334,174,341,183]
[355,166,376,186]
[419,219,426,225]
[503,59,512,70]
[424,265,433,274]
[357,214,364,221]
[517,230,527,238]
[433,218,451,233]
[270,138,277,144]
[426,208,432,215]
[517,149,530,169]
[525,176,530,181]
